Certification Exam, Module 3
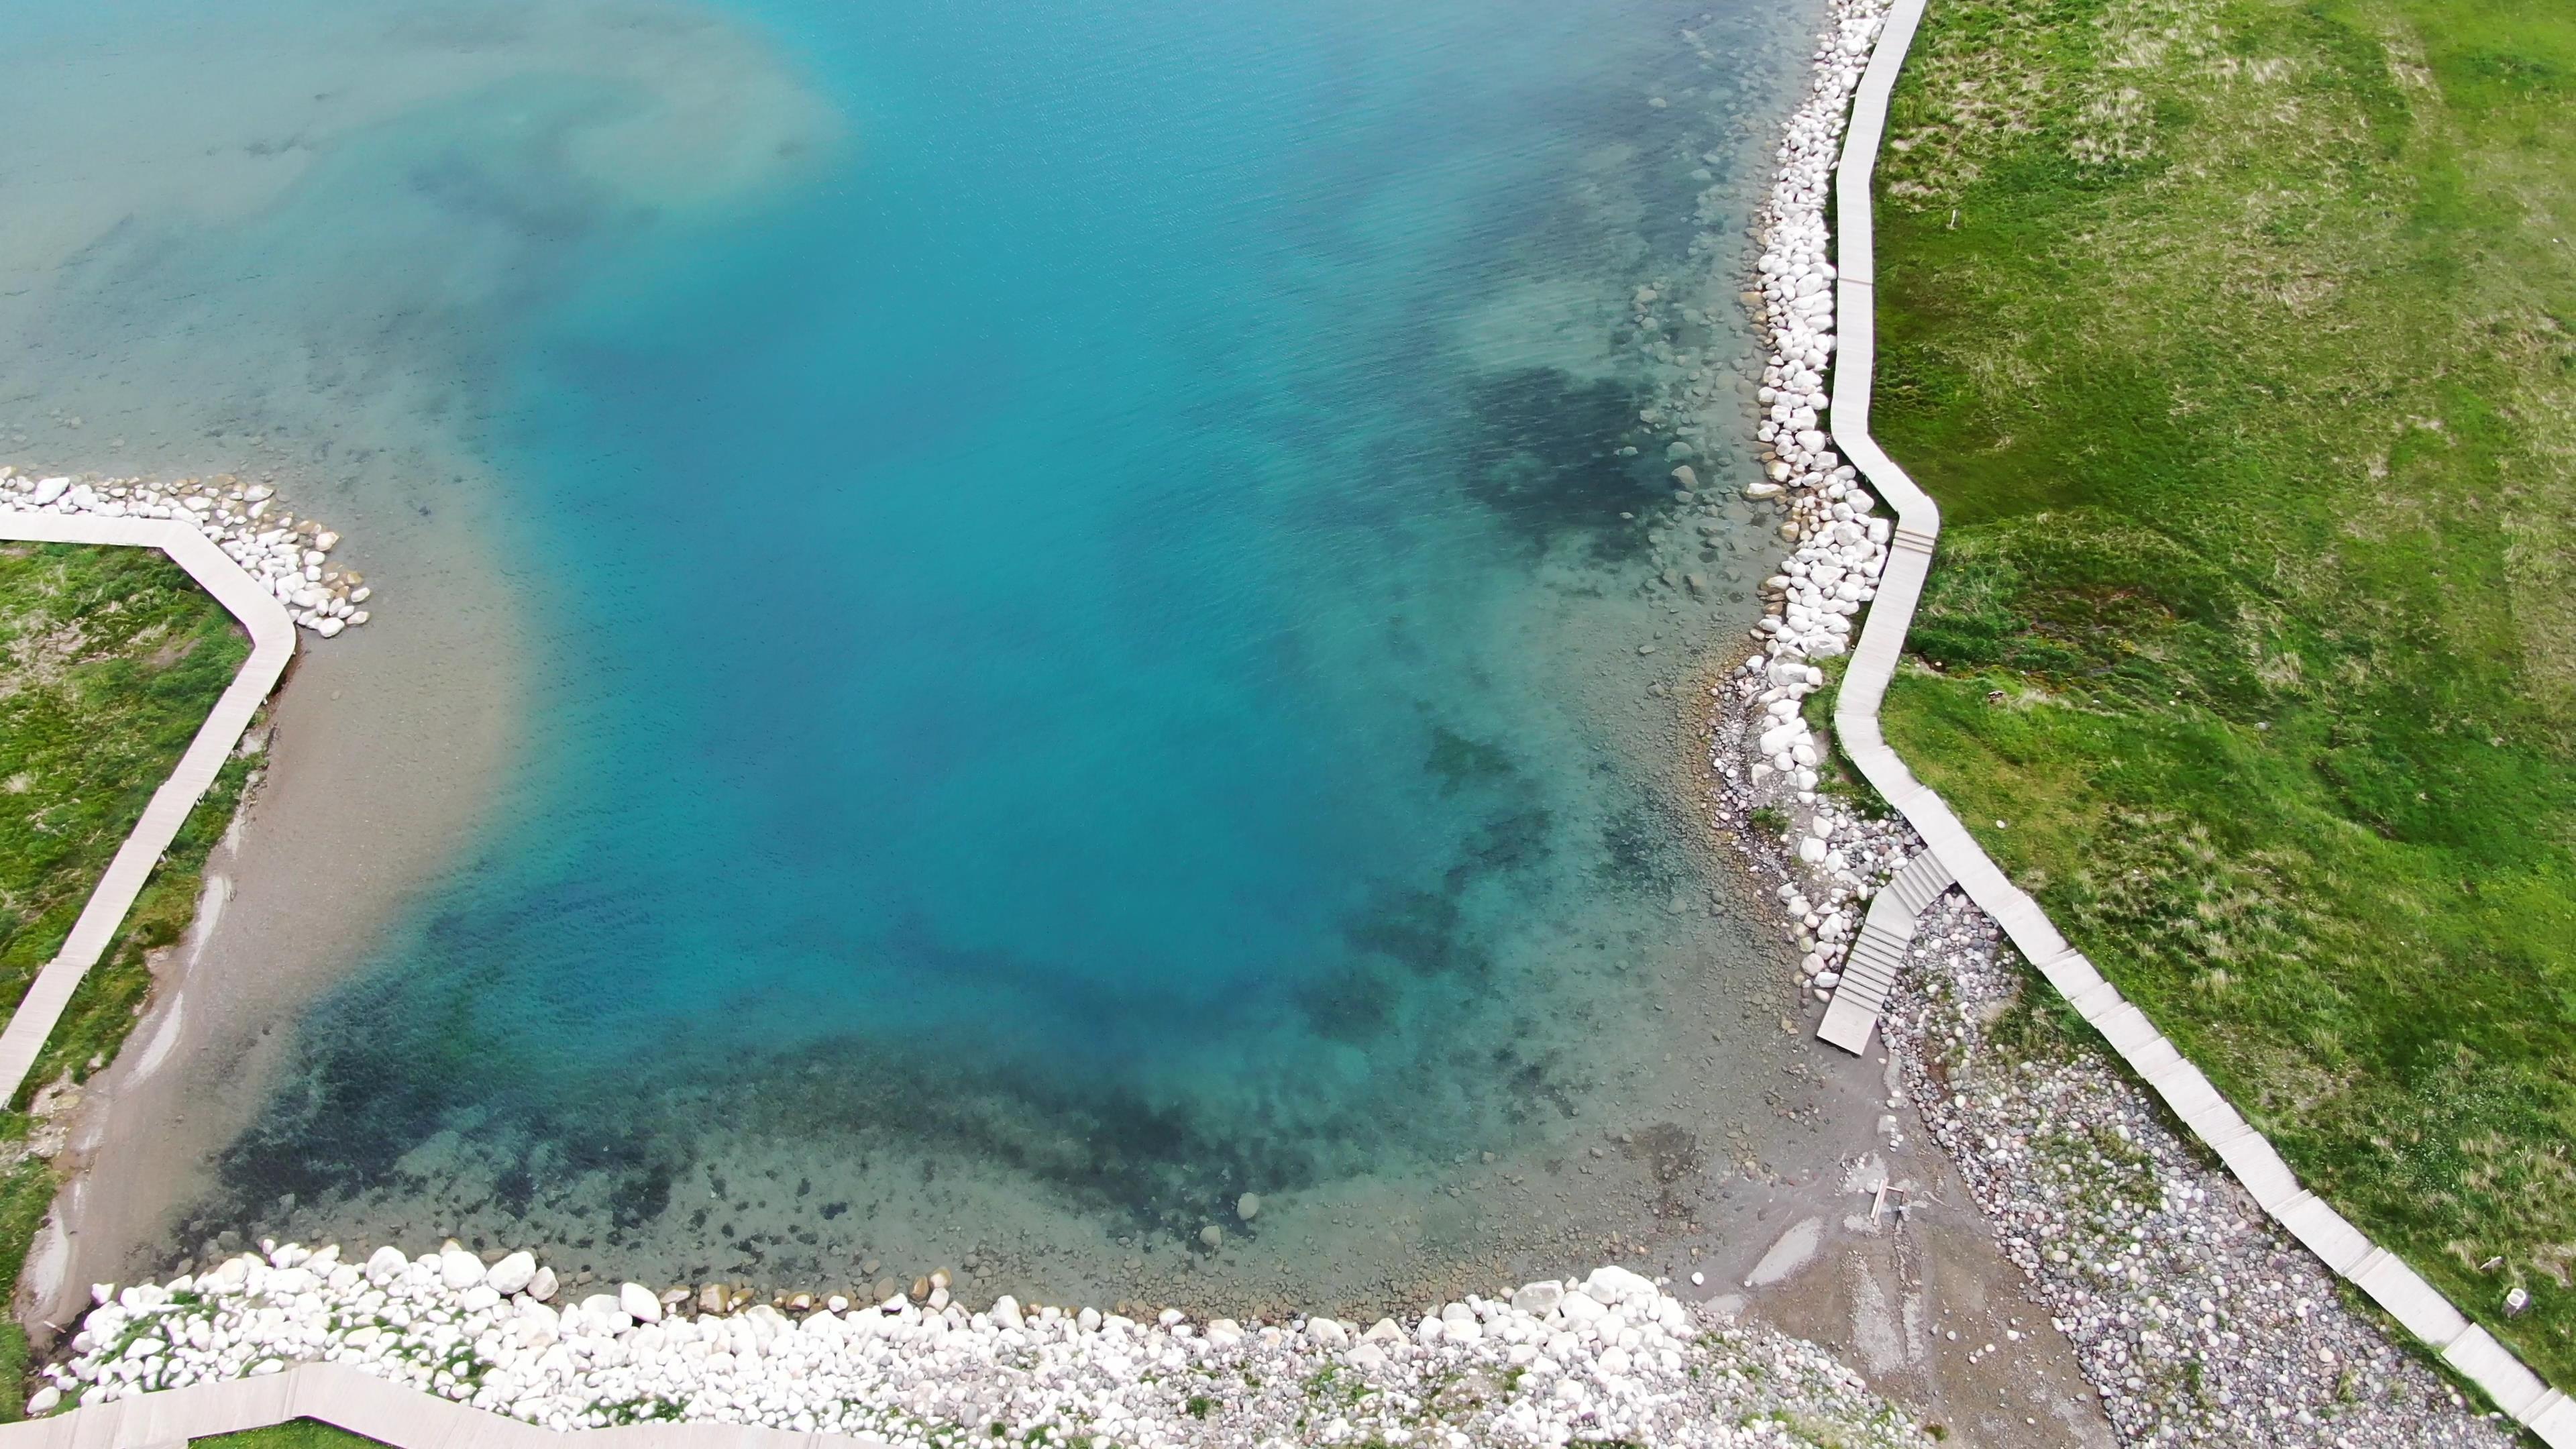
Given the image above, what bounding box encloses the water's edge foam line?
[1819,2,2576,1439]
[0,513,297,1104]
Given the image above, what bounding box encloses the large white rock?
[582,1293,634,1331]
[1585,1265,1660,1306]
[620,1283,663,1324]
[486,1251,536,1296]
[1512,1280,1565,1316]
[439,1248,486,1291]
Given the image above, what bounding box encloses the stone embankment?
[1678,0,1916,1008]
[42,1249,1933,1448]
[1,468,368,637]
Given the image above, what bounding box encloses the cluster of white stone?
[1684,0,1916,1005]
[0,467,368,638]
[1739,0,1894,677]
[44,1252,1935,1448]
[1766,806,1915,1002]
[1707,763,1917,1005]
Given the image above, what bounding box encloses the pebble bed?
[1877,899,2522,1447]
[42,1254,1934,1448]
[0,466,368,637]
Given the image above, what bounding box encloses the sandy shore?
[33,460,527,1333]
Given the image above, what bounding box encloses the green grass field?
[1867,0,2576,1389]
[0,540,254,1414]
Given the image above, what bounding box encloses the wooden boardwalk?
[1816,1,2576,1441]
[0,1360,892,1448]
[0,512,297,1105]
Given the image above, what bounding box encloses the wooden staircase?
[1815,849,1953,1053]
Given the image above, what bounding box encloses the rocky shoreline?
[1880,897,2519,1446]
[42,1250,1935,1447]
[0,467,368,638]
[1621,0,1913,1002]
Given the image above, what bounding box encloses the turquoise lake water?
[3,0,1821,1303]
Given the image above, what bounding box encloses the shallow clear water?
[3,0,1822,1304]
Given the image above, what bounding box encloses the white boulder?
[620,1282,663,1324]
[438,1247,484,1291]
[486,1252,536,1296]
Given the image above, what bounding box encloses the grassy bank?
[0,540,256,1413]
[1865,0,2576,1387]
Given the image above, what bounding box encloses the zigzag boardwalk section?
[1807,0,2576,1440]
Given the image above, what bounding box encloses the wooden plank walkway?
[0,511,297,1105]
[0,1360,893,1448]
[1815,2,2576,1442]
